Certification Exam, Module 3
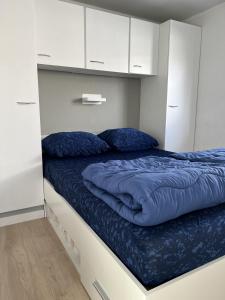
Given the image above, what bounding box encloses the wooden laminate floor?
[0,218,89,300]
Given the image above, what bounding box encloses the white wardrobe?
[140,20,201,152]
[0,0,43,214]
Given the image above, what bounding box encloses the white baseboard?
[0,206,45,227]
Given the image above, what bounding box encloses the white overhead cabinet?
[130,18,159,75]
[86,8,129,73]
[140,20,201,152]
[35,0,85,68]
[0,0,43,213]
[34,2,159,76]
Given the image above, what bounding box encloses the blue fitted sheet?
[43,149,225,288]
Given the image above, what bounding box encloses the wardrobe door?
[130,18,159,75]
[86,8,129,73]
[35,0,85,68]
[165,21,201,152]
[0,0,43,213]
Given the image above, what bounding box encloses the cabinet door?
[0,0,43,213]
[35,0,85,68]
[165,21,201,152]
[130,18,159,75]
[86,8,129,73]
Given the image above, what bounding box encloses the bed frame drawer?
[82,269,110,300]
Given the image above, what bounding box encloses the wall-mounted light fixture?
[82,94,106,105]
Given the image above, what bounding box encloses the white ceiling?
[77,0,225,22]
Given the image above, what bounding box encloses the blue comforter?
[172,148,225,162]
[82,151,225,226]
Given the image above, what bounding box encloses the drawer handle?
[168,105,179,108]
[38,53,51,57]
[90,60,104,64]
[93,280,110,300]
[133,65,142,68]
[16,101,36,105]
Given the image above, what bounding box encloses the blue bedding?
[82,152,225,226]
[172,148,225,162]
[43,149,225,288]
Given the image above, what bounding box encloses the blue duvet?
[82,150,225,226]
[172,148,225,162]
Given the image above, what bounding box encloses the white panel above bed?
[38,70,140,136]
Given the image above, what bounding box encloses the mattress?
[43,149,225,288]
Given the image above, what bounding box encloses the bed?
[43,148,225,300]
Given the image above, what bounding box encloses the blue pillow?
[42,132,110,157]
[98,128,158,152]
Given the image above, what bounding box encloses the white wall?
[38,70,140,135]
[187,2,225,150]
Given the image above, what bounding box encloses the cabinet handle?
[90,60,104,64]
[133,65,142,68]
[168,105,179,108]
[38,53,51,57]
[92,280,110,300]
[16,101,36,105]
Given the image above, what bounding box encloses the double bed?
[43,147,225,299]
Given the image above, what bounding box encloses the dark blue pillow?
[98,128,158,152]
[42,132,110,157]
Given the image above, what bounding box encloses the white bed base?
[44,179,225,300]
